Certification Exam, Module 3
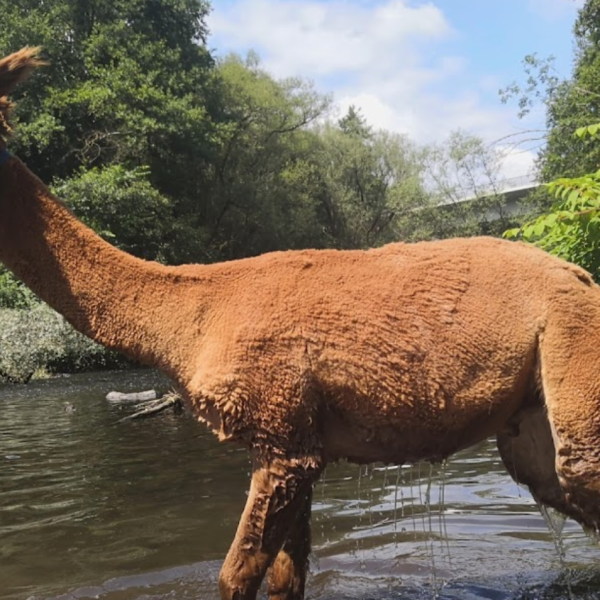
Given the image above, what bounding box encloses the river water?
[2,370,600,600]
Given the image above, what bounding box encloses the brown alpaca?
[2,48,600,599]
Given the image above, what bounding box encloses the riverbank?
[0,304,131,383]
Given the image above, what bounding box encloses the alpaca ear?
[0,47,46,142]
[0,47,45,97]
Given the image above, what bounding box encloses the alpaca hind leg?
[538,329,600,532]
[267,485,313,600]
[219,457,321,600]
[497,403,575,519]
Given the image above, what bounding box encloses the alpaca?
[2,48,600,600]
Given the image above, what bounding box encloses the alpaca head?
[0,47,45,149]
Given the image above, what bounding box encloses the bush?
[0,304,130,383]
[0,267,40,309]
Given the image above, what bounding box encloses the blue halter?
[0,148,11,167]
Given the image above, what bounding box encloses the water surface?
[1,370,600,600]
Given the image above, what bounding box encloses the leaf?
[567,189,581,207]
[503,228,519,239]
[532,221,546,236]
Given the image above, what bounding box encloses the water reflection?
[1,370,600,600]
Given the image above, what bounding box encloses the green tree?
[500,0,600,281]
[338,105,372,138]
[54,165,173,261]
[0,0,223,268]
[313,110,427,249]
[0,0,216,177]
[540,0,600,181]
[420,131,525,239]
[505,124,600,281]
[501,1,600,182]
[194,53,331,261]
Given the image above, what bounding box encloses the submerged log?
[106,389,157,402]
[119,392,183,422]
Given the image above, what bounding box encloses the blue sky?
[207,0,584,178]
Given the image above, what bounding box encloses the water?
[2,370,600,600]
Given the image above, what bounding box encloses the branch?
[119,391,183,422]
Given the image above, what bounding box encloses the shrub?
[0,304,130,383]
[0,267,40,309]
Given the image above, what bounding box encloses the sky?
[207,0,585,181]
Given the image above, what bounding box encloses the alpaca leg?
[538,319,600,532]
[541,385,600,532]
[219,458,320,600]
[267,485,313,600]
[497,403,575,519]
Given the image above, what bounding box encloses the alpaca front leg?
[267,486,313,600]
[219,459,319,600]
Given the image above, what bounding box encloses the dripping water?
[353,463,363,562]
[393,465,401,544]
[408,463,417,536]
[540,504,573,600]
[424,462,440,598]
[438,459,453,569]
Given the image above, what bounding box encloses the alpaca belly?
[319,384,526,465]
[320,419,456,464]
[321,413,511,465]
[319,405,463,465]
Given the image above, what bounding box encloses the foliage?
[504,124,600,280]
[0,267,40,309]
[0,0,222,266]
[499,1,600,281]
[420,131,528,239]
[189,53,332,261]
[314,116,428,248]
[0,0,215,177]
[54,165,173,261]
[501,0,600,182]
[0,304,128,383]
[500,53,561,120]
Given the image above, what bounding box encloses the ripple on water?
[2,370,600,600]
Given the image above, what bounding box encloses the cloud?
[209,0,544,180]
[496,146,538,183]
[210,0,452,77]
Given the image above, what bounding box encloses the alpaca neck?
[0,155,211,379]
[0,148,11,168]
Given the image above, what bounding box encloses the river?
[2,370,600,600]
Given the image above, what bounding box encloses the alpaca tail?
[0,47,45,142]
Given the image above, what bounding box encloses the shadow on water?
[1,370,600,600]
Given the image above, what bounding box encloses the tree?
[54,166,173,261]
[539,0,600,181]
[505,124,600,281]
[0,0,216,178]
[420,131,525,239]
[338,105,372,138]
[312,111,427,249]
[501,0,600,182]
[500,0,600,281]
[194,53,331,261]
[0,0,224,266]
